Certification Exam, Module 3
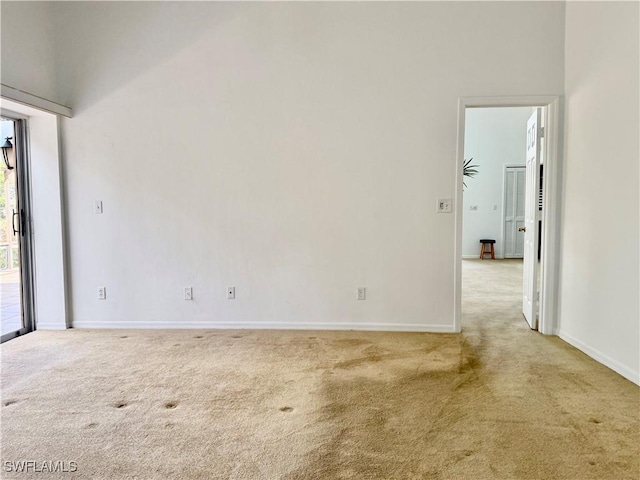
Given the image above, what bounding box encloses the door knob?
[518,227,526,232]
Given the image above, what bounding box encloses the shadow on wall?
[53,2,240,112]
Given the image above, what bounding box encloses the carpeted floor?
[1,259,638,479]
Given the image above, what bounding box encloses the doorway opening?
[454,96,561,335]
[1,116,35,342]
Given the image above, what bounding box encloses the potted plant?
[463,158,479,189]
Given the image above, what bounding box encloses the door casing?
[454,95,562,335]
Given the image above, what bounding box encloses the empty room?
[0,1,638,479]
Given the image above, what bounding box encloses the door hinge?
[540,126,545,138]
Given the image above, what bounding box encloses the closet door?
[504,166,526,258]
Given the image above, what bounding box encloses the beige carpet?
[1,259,638,479]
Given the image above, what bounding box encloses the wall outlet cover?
[437,198,453,213]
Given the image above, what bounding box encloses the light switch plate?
[437,198,452,213]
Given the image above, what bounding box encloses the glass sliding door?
[1,117,34,342]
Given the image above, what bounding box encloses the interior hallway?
[0,260,638,479]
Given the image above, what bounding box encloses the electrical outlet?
[357,287,366,300]
[184,287,193,300]
[94,200,103,214]
[227,286,235,300]
[97,286,106,300]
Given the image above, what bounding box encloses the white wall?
[48,2,565,331]
[0,2,59,103]
[29,112,67,330]
[560,2,639,384]
[462,107,533,258]
[4,0,636,384]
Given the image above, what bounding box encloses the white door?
[522,109,541,329]
[503,166,526,258]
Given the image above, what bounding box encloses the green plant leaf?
[463,158,479,189]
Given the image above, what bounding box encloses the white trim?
[454,95,562,334]
[454,101,465,333]
[462,255,505,260]
[538,99,562,335]
[71,321,457,333]
[558,330,640,386]
[461,95,559,109]
[1,84,72,118]
[36,322,67,331]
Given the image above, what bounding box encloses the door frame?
[1,94,70,333]
[454,95,562,335]
[0,116,36,343]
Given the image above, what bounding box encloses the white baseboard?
[462,255,505,260]
[36,322,68,331]
[558,330,640,386]
[71,321,457,333]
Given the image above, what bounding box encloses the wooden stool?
[479,239,496,259]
